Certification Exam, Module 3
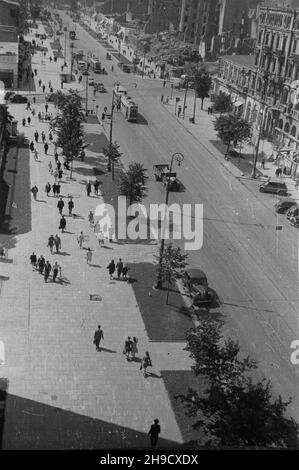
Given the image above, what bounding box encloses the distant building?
[0,0,20,88]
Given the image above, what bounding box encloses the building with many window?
[214,4,299,178]
[0,0,20,88]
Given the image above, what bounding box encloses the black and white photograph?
[0,0,299,458]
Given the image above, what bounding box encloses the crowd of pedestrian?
[30,252,61,283]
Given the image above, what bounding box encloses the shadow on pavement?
[1,390,183,450]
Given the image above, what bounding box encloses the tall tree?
[0,105,13,144]
[50,91,85,162]
[119,161,148,206]
[177,318,299,447]
[103,141,122,180]
[214,114,252,156]
[155,244,188,304]
[194,68,212,110]
[213,92,233,113]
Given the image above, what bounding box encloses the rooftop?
[220,54,255,68]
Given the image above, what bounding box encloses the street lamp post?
[182,80,189,119]
[192,88,197,123]
[70,41,74,78]
[64,26,67,66]
[155,152,184,290]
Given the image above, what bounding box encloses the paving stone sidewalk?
[0,21,194,449]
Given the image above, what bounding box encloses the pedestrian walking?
[96,230,105,247]
[47,235,55,254]
[283,166,287,175]
[22,117,26,126]
[53,168,58,182]
[123,336,133,361]
[41,112,45,122]
[45,103,49,113]
[34,68,37,76]
[77,231,84,249]
[177,105,182,118]
[48,161,53,174]
[68,198,74,216]
[52,261,60,281]
[31,185,38,200]
[107,259,115,279]
[93,325,104,352]
[30,252,37,270]
[49,131,53,142]
[122,263,128,280]
[38,79,42,87]
[57,198,64,215]
[44,261,51,282]
[52,182,57,197]
[54,234,61,253]
[58,169,63,181]
[56,183,61,196]
[45,182,51,196]
[30,141,34,152]
[94,180,99,195]
[140,351,152,377]
[42,84,46,93]
[26,101,31,111]
[86,248,92,265]
[59,215,66,232]
[163,79,166,87]
[37,255,45,274]
[86,181,92,197]
[116,258,123,279]
[275,167,282,178]
[33,96,36,104]
[261,157,266,169]
[34,149,38,161]
[148,419,160,447]
[44,141,49,155]
[160,94,164,103]
[41,131,46,143]
[131,337,138,360]
[88,210,94,228]
[101,112,105,121]
[32,108,36,117]
[34,130,39,142]
[48,80,51,89]
[27,116,31,125]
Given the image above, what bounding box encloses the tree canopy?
[212,92,233,113]
[50,91,85,161]
[194,68,212,109]
[214,113,252,154]
[119,161,148,206]
[155,244,188,303]
[177,318,299,448]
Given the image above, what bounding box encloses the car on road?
[10,94,27,103]
[182,269,212,306]
[259,180,287,196]
[274,199,297,214]
[94,82,106,92]
[45,93,57,102]
[286,204,299,220]
[88,77,94,86]
[82,69,89,75]
[289,214,299,226]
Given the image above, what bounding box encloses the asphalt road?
[59,12,299,420]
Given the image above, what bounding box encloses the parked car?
[45,93,57,102]
[289,214,299,226]
[88,77,94,86]
[259,180,287,196]
[82,69,89,75]
[10,94,27,103]
[286,204,299,219]
[274,199,297,214]
[182,269,212,306]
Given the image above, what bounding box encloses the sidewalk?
[161,93,299,202]
[0,21,194,449]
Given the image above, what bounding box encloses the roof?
[220,54,255,69]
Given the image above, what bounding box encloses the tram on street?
[120,95,138,122]
[113,85,127,107]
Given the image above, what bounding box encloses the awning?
[233,100,244,108]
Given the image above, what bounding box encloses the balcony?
[290,52,299,62]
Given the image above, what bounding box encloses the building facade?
[214,4,299,178]
[0,0,20,88]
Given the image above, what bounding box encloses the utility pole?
[64,27,67,66]
[70,42,74,79]
[252,74,268,178]
[85,63,89,116]
[182,80,189,119]
[192,88,197,123]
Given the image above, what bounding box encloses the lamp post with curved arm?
[155,152,184,290]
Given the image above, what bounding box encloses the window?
[293,40,297,53]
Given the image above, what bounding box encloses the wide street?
[63,13,299,417]
[0,8,298,450]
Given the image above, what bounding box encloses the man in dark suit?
[94,325,104,351]
[148,419,160,447]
